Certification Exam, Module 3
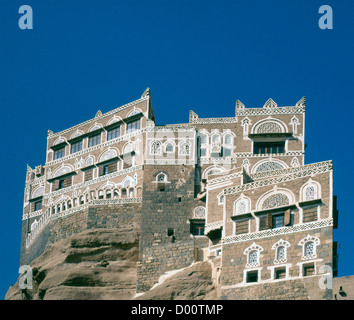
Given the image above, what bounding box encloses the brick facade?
[20,91,339,299]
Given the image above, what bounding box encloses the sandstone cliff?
[5,228,217,300]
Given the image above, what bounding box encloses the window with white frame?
[234,198,249,215]
[256,121,283,134]
[126,119,140,134]
[249,251,258,264]
[200,134,208,156]
[290,116,300,134]
[301,181,320,202]
[156,172,167,182]
[30,219,38,232]
[298,235,320,260]
[241,118,250,136]
[223,134,233,157]
[150,140,162,155]
[254,161,285,173]
[218,194,224,205]
[179,141,190,156]
[304,185,316,201]
[244,243,263,268]
[272,239,290,264]
[211,134,221,155]
[165,141,174,153]
[261,193,290,210]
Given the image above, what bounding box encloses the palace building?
[21,89,338,299]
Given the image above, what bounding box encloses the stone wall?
[221,278,328,300]
[136,241,196,292]
[20,203,141,266]
[137,164,208,291]
[333,275,354,300]
[220,226,334,300]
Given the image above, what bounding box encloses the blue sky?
[0,0,353,299]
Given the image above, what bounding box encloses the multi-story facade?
[21,90,338,299]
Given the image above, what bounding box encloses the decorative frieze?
[224,161,332,195]
[222,219,333,245]
[236,106,305,117]
[46,128,147,167]
[190,117,238,124]
[43,165,143,200]
[48,96,149,139]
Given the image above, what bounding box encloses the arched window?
[156,172,167,183]
[301,181,320,202]
[211,133,221,155]
[272,239,290,264]
[179,141,190,156]
[298,235,320,260]
[249,250,258,264]
[124,143,133,154]
[276,246,285,261]
[304,242,315,258]
[150,140,162,155]
[261,193,290,210]
[223,134,233,157]
[256,121,283,134]
[199,133,208,157]
[128,109,141,117]
[194,206,206,219]
[254,161,286,173]
[244,243,263,268]
[305,186,316,201]
[165,141,174,153]
[241,117,250,136]
[218,194,224,205]
[234,198,249,215]
[129,188,134,198]
[30,220,38,232]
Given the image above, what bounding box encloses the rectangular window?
[222,147,231,157]
[54,177,72,191]
[303,263,315,277]
[58,179,65,190]
[54,147,65,160]
[107,126,120,141]
[236,220,249,235]
[246,271,258,283]
[71,140,82,154]
[88,134,101,147]
[99,161,117,176]
[192,223,205,236]
[84,169,93,182]
[275,268,286,280]
[303,207,318,223]
[254,142,285,155]
[260,211,291,230]
[126,119,140,134]
[272,214,284,229]
[34,200,42,211]
[167,228,174,237]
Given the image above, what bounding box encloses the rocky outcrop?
[5,227,217,300]
[6,227,139,300]
[134,261,217,300]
